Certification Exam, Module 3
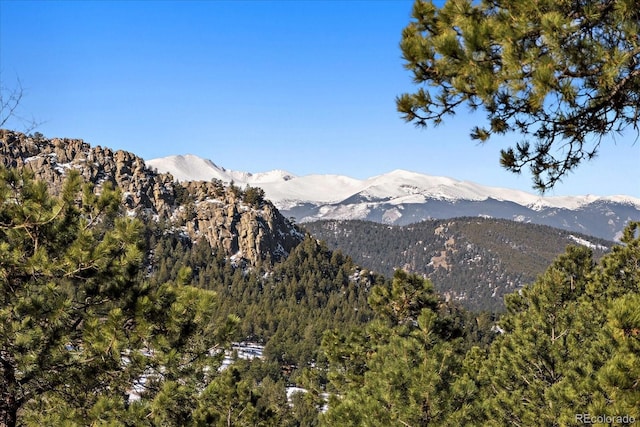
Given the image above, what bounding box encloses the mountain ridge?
[0,130,302,266]
[147,154,640,241]
[303,217,614,311]
[147,154,640,208]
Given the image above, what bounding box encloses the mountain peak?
[147,153,640,241]
[146,154,296,185]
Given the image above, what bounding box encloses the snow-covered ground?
[568,235,609,251]
[220,341,265,370]
[218,342,327,410]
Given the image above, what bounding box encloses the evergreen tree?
[397,0,640,191]
[0,168,237,426]
[465,224,640,425]
[321,223,640,425]
[322,271,466,426]
[471,246,599,425]
[583,222,640,422]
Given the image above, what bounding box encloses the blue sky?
[1,0,638,197]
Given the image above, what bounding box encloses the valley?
[0,129,638,425]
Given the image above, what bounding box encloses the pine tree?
[0,168,237,426]
[322,271,466,426]
[397,0,640,191]
[584,222,640,421]
[466,224,640,425]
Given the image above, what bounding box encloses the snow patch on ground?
[568,235,609,251]
[382,207,403,223]
[220,342,265,370]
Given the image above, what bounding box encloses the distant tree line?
[304,218,611,312]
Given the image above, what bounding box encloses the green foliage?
[304,218,611,312]
[322,272,469,426]
[470,223,639,424]
[243,185,266,207]
[190,363,291,427]
[4,163,637,425]
[173,182,193,206]
[368,269,439,325]
[322,222,640,425]
[0,168,237,426]
[471,246,600,425]
[398,0,640,191]
[146,230,376,371]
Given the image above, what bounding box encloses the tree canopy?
[321,223,640,425]
[397,0,640,191]
[0,168,238,426]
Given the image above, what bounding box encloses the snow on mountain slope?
[147,155,361,205]
[259,174,363,206]
[147,155,228,182]
[357,169,541,205]
[146,155,640,212]
[147,155,295,185]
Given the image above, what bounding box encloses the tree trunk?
[0,394,17,427]
[1,359,19,427]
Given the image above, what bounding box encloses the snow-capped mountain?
[146,154,640,241]
[147,154,295,184]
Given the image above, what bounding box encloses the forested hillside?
[1,131,637,426]
[0,163,381,425]
[320,225,640,425]
[0,131,384,424]
[146,225,378,369]
[304,218,612,311]
[3,0,640,422]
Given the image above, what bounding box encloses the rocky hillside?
[304,218,613,311]
[0,130,302,264]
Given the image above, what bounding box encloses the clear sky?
[1,0,638,197]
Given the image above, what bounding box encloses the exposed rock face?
[0,130,176,215]
[181,180,302,262]
[0,129,302,264]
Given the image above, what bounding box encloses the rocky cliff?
[0,129,302,264]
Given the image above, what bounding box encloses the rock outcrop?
[0,129,302,264]
[181,180,302,263]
